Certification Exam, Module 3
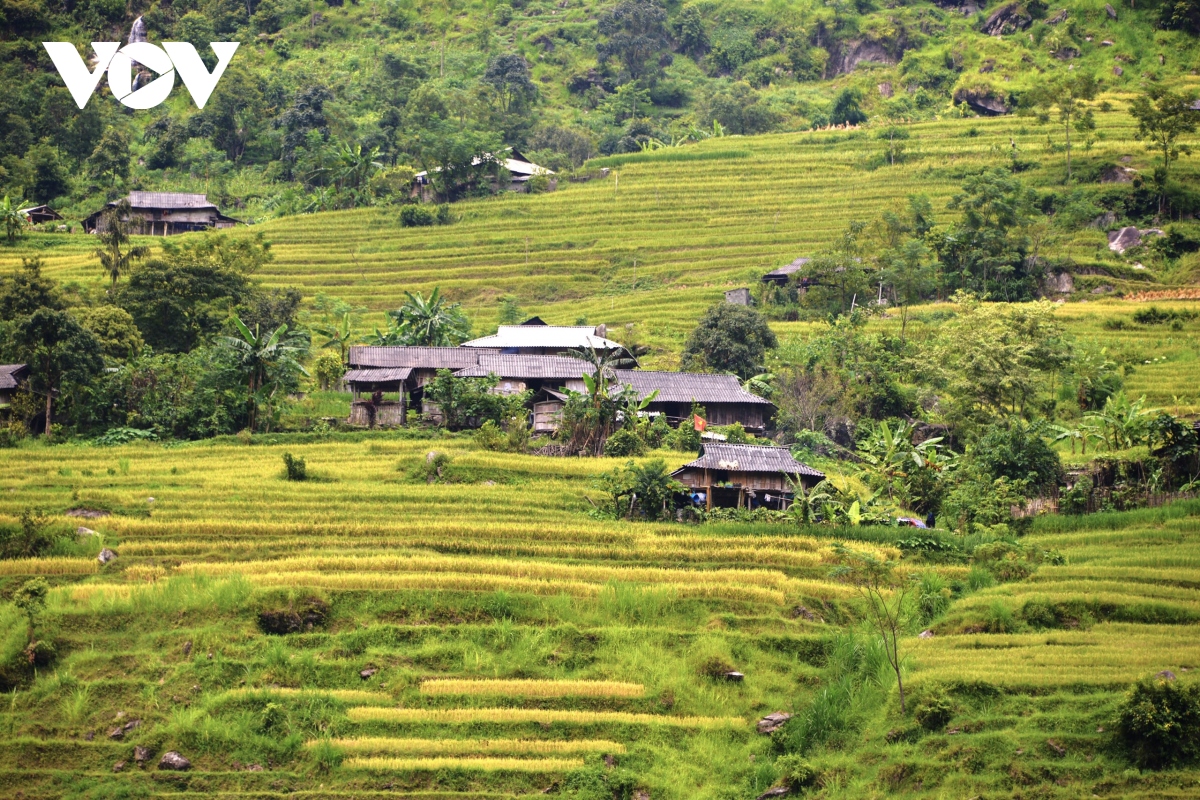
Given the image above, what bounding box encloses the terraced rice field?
[0,436,1198,797]
[5,91,1199,360]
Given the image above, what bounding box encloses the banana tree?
[2,195,26,244]
[1085,391,1152,451]
[857,420,942,503]
[220,316,309,431]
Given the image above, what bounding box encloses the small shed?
[0,364,29,410]
[18,206,63,225]
[83,192,241,236]
[724,288,752,306]
[344,367,411,427]
[762,257,811,286]
[532,388,569,434]
[672,443,825,510]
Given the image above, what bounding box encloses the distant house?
[343,346,594,426]
[762,257,811,286]
[413,149,555,200]
[531,370,775,436]
[0,364,29,411]
[18,205,62,225]
[671,443,825,511]
[615,371,773,433]
[461,325,631,359]
[83,192,241,236]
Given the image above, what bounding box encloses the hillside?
[0,437,1198,798]
[1,0,1199,219]
[5,105,1200,409]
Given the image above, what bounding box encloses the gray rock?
[1106,3,1117,18]
[76,526,97,536]
[834,40,894,74]
[981,2,1031,35]
[1101,165,1134,183]
[1047,8,1068,23]
[757,788,791,800]
[158,751,191,771]
[134,745,151,763]
[113,761,126,772]
[919,629,935,639]
[1108,226,1141,253]
[97,548,117,565]
[246,763,264,771]
[1113,65,1123,76]
[757,712,793,734]
[1091,285,1115,295]
[723,671,745,682]
[953,87,1008,115]
[1090,210,1118,228]
[1157,670,1177,681]
[359,668,378,679]
[108,727,125,740]
[878,81,893,98]
[183,640,192,657]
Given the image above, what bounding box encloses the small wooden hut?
[671,443,824,511]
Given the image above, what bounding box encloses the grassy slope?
[0,436,1198,798]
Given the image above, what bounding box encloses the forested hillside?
[2,0,1199,220]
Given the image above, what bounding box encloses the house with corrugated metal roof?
[83,192,241,236]
[671,443,824,511]
[762,257,811,286]
[0,364,28,412]
[614,370,773,433]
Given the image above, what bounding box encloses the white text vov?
[43,41,240,110]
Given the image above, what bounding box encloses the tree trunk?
[44,392,52,436]
[896,664,906,713]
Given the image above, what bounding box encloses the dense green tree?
[973,422,1062,492]
[676,5,710,57]
[1161,0,1200,34]
[119,259,251,353]
[86,128,130,185]
[483,54,536,114]
[73,305,144,362]
[681,302,777,379]
[13,309,103,434]
[24,143,69,204]
[0,258,63,318]
[937,168,1039,300]
[830,88,867,126]
[1129,84,1198,217]
[597,0,670,81]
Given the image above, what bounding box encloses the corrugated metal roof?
[763,257,810,280]
[466,354,593,379]
[348,346,500,369]
[677,443,824,477]
[614,370,772,405]
[462,325,625,352]
[125,192,216,210]
[0,364,27,391]
[343,367,413,383]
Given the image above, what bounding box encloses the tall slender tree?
[95,200,149,290]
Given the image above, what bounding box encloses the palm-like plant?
[743,372,775,399]
[2,195,27,245]
[220,316,309,431]
[390,287,472,346]
[857,420,943,502]
[1085,392,1152,451]
[94,200,149,289]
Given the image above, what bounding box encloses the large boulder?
[834,40,895,74]
[97,548,117,565]
[158,751,191,771]
[953,87,1009,115]
[1108,226,1141,253]
[981,2,1031,35]
[757,712,794,734]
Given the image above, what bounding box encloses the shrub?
[417,451,452,483]
[475,420,507,451]
[914,690,954,731]
[917,572,952,623]
[282,452,307,481]
[0,509,64,560]
[1059,476,1092,515]
[983,601,1019,633]
[603,428,646,457]
[257,593,330,635]
[400,205,435,227]
[774,754,819,789]
[1116,676,1200,769]
[697,654,736,679]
